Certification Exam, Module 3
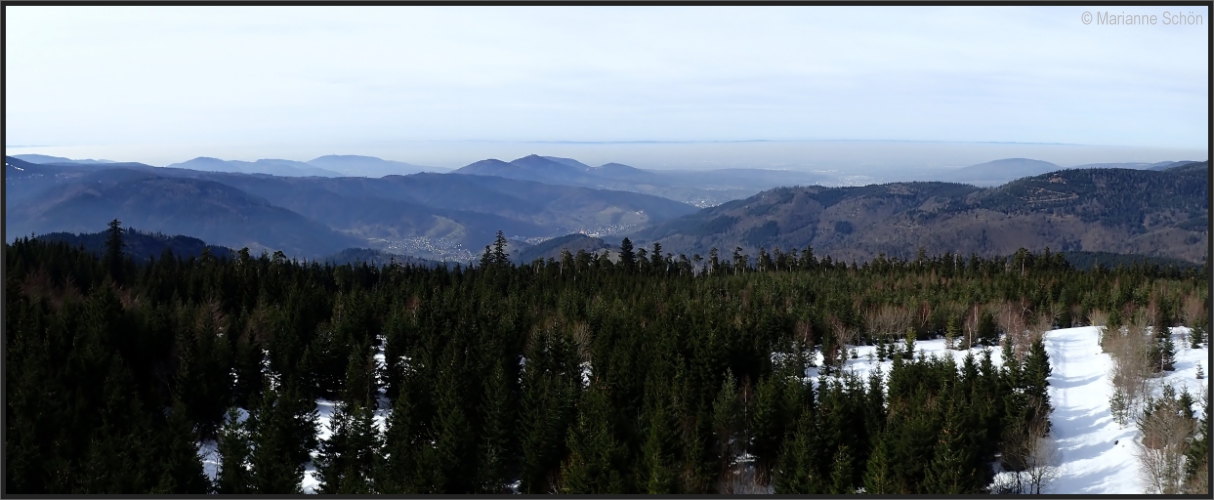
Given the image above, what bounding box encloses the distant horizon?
[7,139,1208,173]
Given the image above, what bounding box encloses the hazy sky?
[5,5,1209,168]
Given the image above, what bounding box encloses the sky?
[4,5,1209,169]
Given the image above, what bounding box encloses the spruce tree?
[477,362,515,494]
[862,437,897,494]
[315,402,379,494]
[247,380,317,494]
[1023,336,1053,434]
[945,317,959,350]
[639,403,677,494]
[829,444,856,494]
[1190,325,1207,349]
[561,383,626,494]
[104,218,125,283]
[215,408,253,494]
[773,413,823,494]
[618,238,636,272]
[492,231,510,265]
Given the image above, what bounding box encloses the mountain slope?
[175,170,697,247]
[632,167,1207,264]
[453,155,826,207]
[6,168,360,257]
[515,233,612,263]
[11,154,116,165]
[306,155,443,177]
[165,157,342,177]
[937,158,1062,186]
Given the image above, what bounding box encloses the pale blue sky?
[4,5,1209,168]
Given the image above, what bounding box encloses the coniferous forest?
[4,222,1209,494]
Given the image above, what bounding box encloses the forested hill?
[34,227,235,261]
[5,232,1207,494]
[632,166,1208,264]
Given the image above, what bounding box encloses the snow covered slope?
[1044,326,1206,494]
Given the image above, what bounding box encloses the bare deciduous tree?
[1135,385,1196,494]
[863,304,912,342]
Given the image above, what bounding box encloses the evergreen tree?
[829,444,856,494]
[247,380,317,493]
[773,413,824,494]
[923,397,979,494]
[639,403,678,494]
[104,218,125,283]
[862,437,897,494]
[1190,325,1207,349]
[492,231,510,265]
[477,362,515,494]
[215,408,253,494]
[618,238,636,272]
[315,402,379,494]
[561,384,626,494]
[1023,336,1053,434]
[945,317,959,350]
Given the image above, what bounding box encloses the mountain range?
[630,161,1208,264]
[5,155,697,260]
[453,154,829,207]
[6,154,1208,264]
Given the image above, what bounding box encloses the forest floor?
[197,327,1207,494]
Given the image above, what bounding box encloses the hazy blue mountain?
[1069,160,1197,171]
[11,154,116,165]
[6,168,360,257]
[1163,160,1208,174]
[165,157,342,177]
[172,169,697,252]
[453,154,827,207]
[306,154,444,177]
[541,156,595,169]
[937,158,1062,186]
[1149,160,1203,171]
[632,166,1207,264]
[7,155,696,260]
[456,154,589,184]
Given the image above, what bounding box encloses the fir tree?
[618,238,636,272]
[492,231,510,265]
[215,408,253,494]
[1190,326,1207,349]
[104,218,125,283]
[945,317,959,350]
[639,403,678,494]
[477,362,515,494]
[773,413,824,494]
[862,437,897,494]
[315,402,379,494]
[561,384,626,494]
[1023,336,1053,434]
[829,444,856,494]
